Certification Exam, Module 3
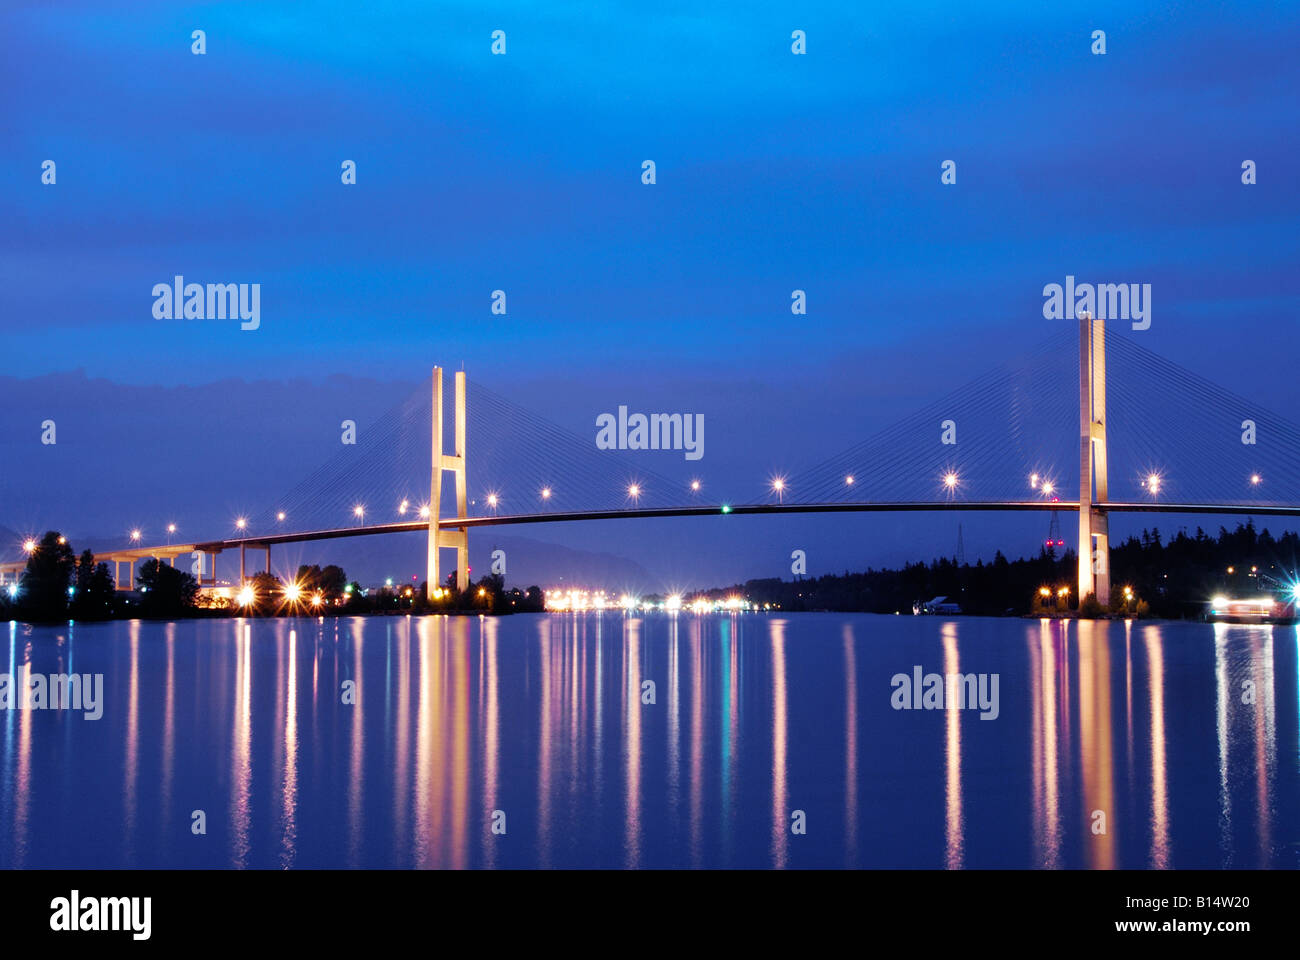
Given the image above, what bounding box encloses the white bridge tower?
[1078,313,1110,605]
[428,367,469,598]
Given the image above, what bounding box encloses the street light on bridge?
[354,505,365,523]
[770,477,787,504]
[235,517,247,531]
[1250,473,1262,486]
[540,487,552,502]
[130,529,142,543]
[627,483,641,504]
[277,511,286,522]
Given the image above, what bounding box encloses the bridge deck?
[3,500,1298,575]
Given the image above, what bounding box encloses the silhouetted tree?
[137,558,198,616]
[247,571,284,615]
[16,531,76,621]
[71,549,115,619]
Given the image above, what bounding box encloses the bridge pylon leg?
[1078,312,1110,606]
[428,367,470,599]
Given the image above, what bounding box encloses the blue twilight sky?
[1,1,1298,586]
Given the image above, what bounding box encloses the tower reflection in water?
[0,614,1292,869]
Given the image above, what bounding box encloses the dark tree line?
[2,532,119,622]
[699,522,1300,619]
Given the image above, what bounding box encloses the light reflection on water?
[0,613,1295,869]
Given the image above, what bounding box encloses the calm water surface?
[1,613,1296,869]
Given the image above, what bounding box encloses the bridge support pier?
[427,367,469,599]
[1078,312,1110,606]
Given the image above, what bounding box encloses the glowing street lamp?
[690,479,701,494]
[1250,474,1262,486]
[627,483,641,503]
[540,487,552,501]
[845,475,854,486]
[22,538,36,555]
[399,499,409,515]
[1145,473,1161,496]
[237,585,254,607]
[353,505,365,523]
[1041,481,1055,496]
[235,517,247,531]
[276,511,286,522]
[419,505,431,519]
[1029,473,1039,489]
[486,492,499,512]
[771,477,786,504]
[130,529,142,543]
[943,471,959,494]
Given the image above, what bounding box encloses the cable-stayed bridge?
[5,316,1300,602]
